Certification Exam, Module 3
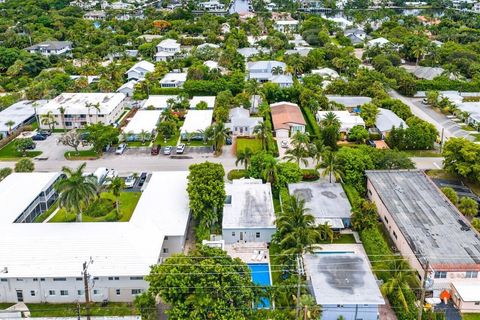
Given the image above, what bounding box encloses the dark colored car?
[32,134,47,141]
[138,172,147,187]
[366,140,376,147]
[151,144,161,155]
[38,129,51,136]
[225,136,232,145]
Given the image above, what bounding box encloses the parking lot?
[18,132,91,161]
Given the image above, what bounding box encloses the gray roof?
[376,108,407,132]
[366,170,480,270]
[288,182,351,221]
[402,65,446,80]
[26,41,72,50]
[304,252,384,305]
[326,95,372,108]
[222,179,275,229]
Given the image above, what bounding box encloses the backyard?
[0,140,42,160]
[236,137,263,155]
[463,314,480,320]
[49,192,141,222]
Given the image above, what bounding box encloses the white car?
[163,146,172,155]
[115,143,127,155]
[281,140,289,148]
[176,144,186,154]
[124,175,136,188]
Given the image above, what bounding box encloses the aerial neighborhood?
[1,0,480,319]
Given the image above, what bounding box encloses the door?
[16,290,23,302]
[240,232,244,241]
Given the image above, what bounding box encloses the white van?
[93,167,109,184]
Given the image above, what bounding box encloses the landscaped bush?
[342,184,362,208]
[84,198,115,217]
[227,169,246,180]
[300,105,321,138]
[301,169,319,181]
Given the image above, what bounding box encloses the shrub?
[84,198,115,217]
[342,184,362,208]
[301,169,319,181]
[227,169,246,180]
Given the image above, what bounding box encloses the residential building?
[288,182,352,229]
[142,95,215,110]
[450,283,480,313]
[0,100,46,137]
[0,171,190,303]
[38,93,126,130]
[155,39,181,62]
[366,170,480,297]
[25,41,72,56]
[270,102,306,138]
[122,110,162,141]
[84,10,107,20]
[316,111,365,136]
[226,107,262,136]
[285,47,312,57]
[159,72,187,88]
[222,179,276,244]
[376,108,407,138]
[326,95,372,111]
[473,2,480,12]
[402,65,449,80]
[311,68,339,79]
[269,74,294,88]
[198,0,225,11]
[273,20,299,33]
[366,37,390,48]
[303,244,384,320]
[125,61,155,81]
[237,47,268,59]
[116,80,138,97]
[180,110,213,140]
[344,28,366,45]
[247,61,286,82]
[189,96,216,109]
[327,17,353,29]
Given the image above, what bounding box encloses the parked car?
[32,134,47,141]
[422,98,429,105]
[151,144,161,155]
[26,142,36,150]
[163,146,172,155]
[115,143,127,155]
[124,175,136,188]
[176,144,186,154]
[366,140,376,147]
[38,129,51,136]
[138,172,147,187]
[103,169,118,185]
[281,140,288,148]
[225,136,232,145]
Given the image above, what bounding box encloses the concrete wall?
[222,228,275,244]
[275,128,289,138]
[321,304,379,320]
[0,276,148,303]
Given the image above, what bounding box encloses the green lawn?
[236,137,263,155]
[0,303,13,310]
[317,233,357,244]
[155,131,179,146]
[34,202,58,223]
[49,192,141,223]
[27,302,138,317]
[403,149,442,157]
[471,133,480,142]
[64,149,99,160]
[185,139,212,147]
[0,140,42,160]
[461,124,476,131]
[463,314,480,320]
[127,140,151,147]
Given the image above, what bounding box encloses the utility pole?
[77,302,81,320]
[417,260,430,320]
[439,128,445,153]
[295,254,302,320]
[82,258,94,320]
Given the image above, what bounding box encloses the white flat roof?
[223,179,275,229]
[0,100,46,132]
[143,95,178,109]
[452,283,480,302]
[0,171,190,278]
[304,244,384,306]
[189,96,216,109]
[317,111,365,130]
[160,72,187,84]
[123,110,162,134]
[180,110,213,134]
[39,93,125,115]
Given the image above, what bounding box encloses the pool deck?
[224,242,270,264]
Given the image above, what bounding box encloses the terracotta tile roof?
[270,102,306,130]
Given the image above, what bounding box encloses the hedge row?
[342,183,362,208]
[227,169,246,180]
[301,169,319,181]
[300,105,321,138]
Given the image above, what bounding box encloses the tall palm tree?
[85,102,100,125]
[205,122,229,155]
[107,176,124,219]
[319,112,340,128]
[55,163,98,222]
[138,129,149,144]
[284,145,309,167]
[253,121,269,150]
[318,149,343,183]
[310,139,325,167]
[318,222,334,243]
[57,106,67,132]
[271,66,284,75]
[40,111,57,131]
[381,259,417,311]
[235,147,253,170]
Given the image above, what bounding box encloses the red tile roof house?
[270,102,306,138]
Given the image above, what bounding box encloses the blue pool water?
[248,263,271,309]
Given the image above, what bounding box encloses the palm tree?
[319,112,340,128]
[57,106,67,132]
[318,149,343,183]
[310,139,325,166]
[5,120,15,134]
[253,122,269,150]
[107,176,124,219]
[381,259,416,311]
[55,163,98,222]
[318,222,334,243]
[85,102,100,125]
[138,129,149,144]
[284,145,309,167]
[206,122,229,155]
[412,45,425,65]
[271,66,284,75]
[40,111,57,131]
[235,147,253,170]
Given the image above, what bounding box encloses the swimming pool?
[248,263,271,309]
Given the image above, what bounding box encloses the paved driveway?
[34,133,91,161]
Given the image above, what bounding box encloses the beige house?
[366,170,480,300]
[451,283,480,313]
[270,102,306,138]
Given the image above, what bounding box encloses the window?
[116,289,121,295]
[368,190,372,195]
[0,279,7,282]
[93,277,99,280]
[384,216,389,224]
[93,289,101,295]
[392,231,398,240]
[108,276,120,280]
[49,290,56,296]
[466,271,478,278]
[33,278,38,282]
[65,121,72,127]
[434,271,447,279]
[163,248,169,253]
[30,291,36,296]
[475,302,480,306]
[16,278,23,281]
[40,278,45,282]
[131,289,143,295]
[76,277,82,281]
[232,232,235,237]
[60,290,68,296]
[225,195,232,204]
[256,232,260,238]
[130,276,143,280]
[77,290,84,296]
[53,278,66,281]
